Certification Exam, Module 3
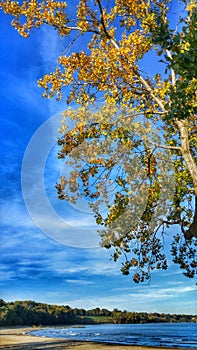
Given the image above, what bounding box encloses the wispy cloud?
[127,286,196,300]
[0,200,34,228]
[44,248,120,278]
[63,284,197,313]
[65,279,95,286]
[39,26,67,115]
[39,26,63,69]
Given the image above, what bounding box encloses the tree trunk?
[184,196,197,240]
[177,120,197,239]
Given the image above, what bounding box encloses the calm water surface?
[30,323,197,348]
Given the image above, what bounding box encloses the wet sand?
[0,327,192,350]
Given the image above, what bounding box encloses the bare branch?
[166,50,176,86]
[96,0,110,38]
[145,140,181,151]
[96,0,120,50]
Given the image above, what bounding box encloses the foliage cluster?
[0,300,196,326]
[0,0,196,282]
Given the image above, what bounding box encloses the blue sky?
[0,8,197,315]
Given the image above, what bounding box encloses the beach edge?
[0,326,195,350]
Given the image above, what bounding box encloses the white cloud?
[47,256,120,277]
[113,287,133,292]
[0,200,34,229]
[28,212,100,248]
[39,26,62,68]
[89,261,120,276]
[39,26,67,115]
[63,284,196,313]
[65,279,95,285]
[127,285,196,300]
[1,70,45,113]
[0,267,16,282]
[63,296,124,311]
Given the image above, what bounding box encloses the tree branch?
[61,0,197,242]
[162,220,181,225]
[96,1,167,112]
[96,0,110,37]
[175,120,197,239]
[177,120,197,194]
[166,50,176,86]
[145,140,181,151]
[184,195,197,239]
[96,0,120,50]
[165,50,197,239]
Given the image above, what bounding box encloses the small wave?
[29,323,197,348]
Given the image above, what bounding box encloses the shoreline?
[0,326,195,350]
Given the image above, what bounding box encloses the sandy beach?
[1,326,193,350]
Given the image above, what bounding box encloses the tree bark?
[177,120,197,239]
[184,196,197,239]
[177,120,197,187]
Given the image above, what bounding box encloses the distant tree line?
[0,299,196,327]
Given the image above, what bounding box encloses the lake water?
[30,323,197,348]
